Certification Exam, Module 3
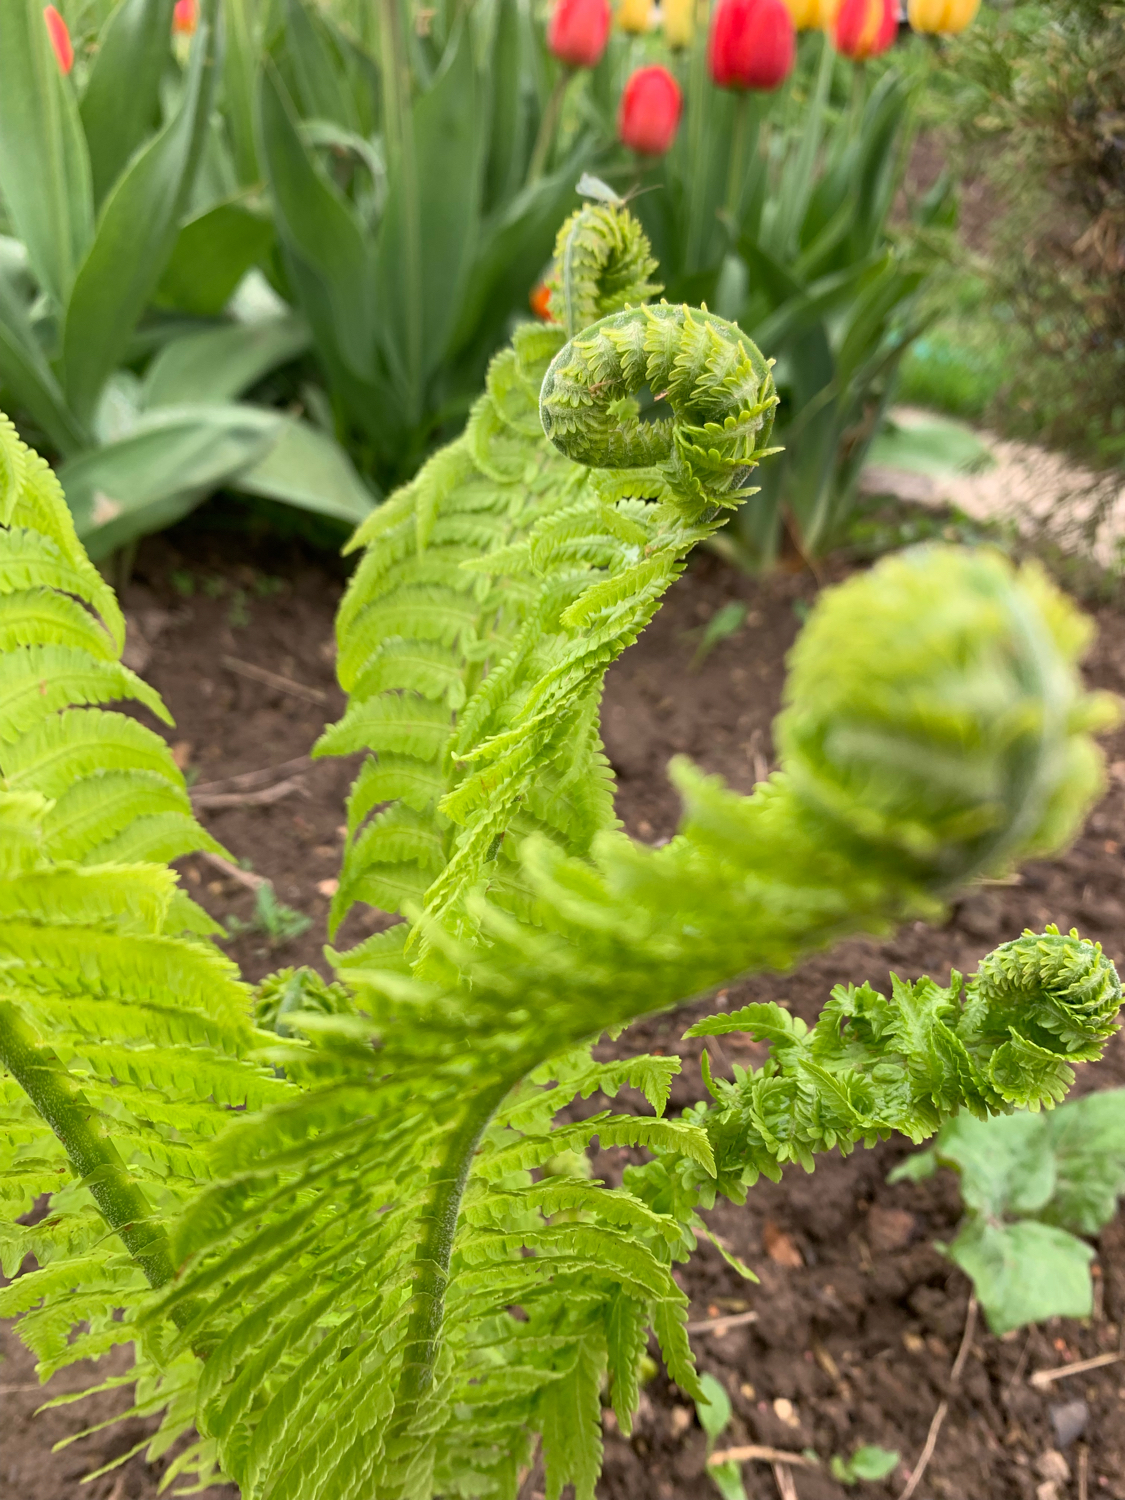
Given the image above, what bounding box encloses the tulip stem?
[724,91,752,237]
[527,69,572,186]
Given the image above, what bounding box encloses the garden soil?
[3,522,1125,1500]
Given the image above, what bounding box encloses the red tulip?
[43,5,73,75]
[172,0,197,34]
[618,65,683,156]
[547,0,612,68]
[530,282,556,322]
[708,0,796,93]
[833,0,896,59]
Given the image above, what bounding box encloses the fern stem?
[0,1000,176,1292]
[390,1080,512,1418]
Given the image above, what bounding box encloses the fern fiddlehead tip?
[776,543,1117,888]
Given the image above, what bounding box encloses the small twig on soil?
[1077,1443,1089,1500]
[221,655,329,705]
[1002,1332,1033,1400]
[190,755,311,794]
[198,850,268,891]
[708,1446,816,1469]
[1028,1351,1125,1389]
[686,1309,760,1334]
[191,775,309,810]
[772,1460,800,1500]
[0,1384,39,1393]
[897,1295,978,1500]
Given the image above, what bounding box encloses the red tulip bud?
[530,283,556,322]
[173,0,197,34]
[833,0,896,59]
[708,0,796,93]
[547,0,612,68]
[43,5,73,75]
[618,65,683,156]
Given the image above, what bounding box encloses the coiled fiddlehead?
[777,545,1117,889]
[545,199,662,337]
[540,303,778,524]
[960,925,1122,1093]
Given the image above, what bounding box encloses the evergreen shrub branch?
[0,201,1120,1500]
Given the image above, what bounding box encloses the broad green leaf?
[230,418,377,524]
[932,1107,1055,1219]
[61,14,217,426]
[284,0,357,131]
[375,20,486,397]
[256,62,374,382]
[947,1218,1093,1335]
[222,0,259,186]
[0,256,88,454]
[1042,1087,1125,1236]
[0,0,93,306]
[57,403,281,549]
[154,199,275,317]
[79,0,175,208]
[142,317,310,408]
[695,1372,731,1442]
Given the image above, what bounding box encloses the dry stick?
[709,1446,817,1469]
[198,850,267,891]
[1028,1350,1125,1389]
[191,775,308,810]
[221,655,329,705]
[773,1460,800,1500]
[897,1295,978,1500]
[1078,1443,1089,1500]
[190,755,311,794]
[686,1309,760,1334]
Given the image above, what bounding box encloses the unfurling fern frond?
[320,201,777,949]
[0,415,288,1481]
[153,549,1117,1499]
[0,196,1121,1500]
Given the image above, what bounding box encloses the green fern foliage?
[0,198,1121,1500]
[318,200,778,948]
[0,413,293,1482]
[0,414,222,873]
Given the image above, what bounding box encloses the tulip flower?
[529,283,556,322]
[173,0,197,33]
[832,0,896,59]
[783,0,839,27]
[662,0,695,48]
[616,0,653,32]
[547,0,612,67]
[618,65,683,156]
[43,5,73,74]
[907,0,978,34]
[708,0,796,92]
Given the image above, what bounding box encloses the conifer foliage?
[0,201,1121,1500]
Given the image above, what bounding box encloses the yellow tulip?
[907,0,979,35]
[661,0,695,48]
[783,0,839,28]
[617,0,653,33]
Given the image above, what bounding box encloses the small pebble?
[1049,1397,1089,1448]
[773,1397,800,1429]
[1035,1449,1071,1484]
[669,1406,692,1437]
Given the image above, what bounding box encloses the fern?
[318,200,779,950]
[0,199,1121,1500]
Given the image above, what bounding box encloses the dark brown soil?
[2,520,1124,1500]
